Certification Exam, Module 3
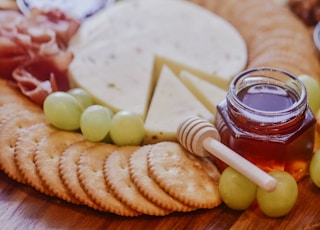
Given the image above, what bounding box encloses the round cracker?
[147,142,221,209]
[249,49,309,67]
[0,103,30,123]
[210,0,239,20]
[35,130,84,203]
[14,122,57,196]
[129,145,194,212]
[249,29,313,58]
[234,7,307,41]
[104,146,171,216]
[250,38,315,63]
[77,143,140,216]
[236,9,299,30]
[249,27,306,50]
[59,140,101,210]
[229,0,266,20]
[0,110,45,183]
[248,62,308,80]
[248,51,320,78]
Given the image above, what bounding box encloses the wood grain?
[0,170,319,229]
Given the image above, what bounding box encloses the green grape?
[67,88,93,109]
[310,149,320,188]
[298,74,320,115]
[80,105,113,142]
[109,110,145,146]
[257,170,298,218]
[218,167,257,210]
[43,91,83,130]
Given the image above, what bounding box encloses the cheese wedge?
[68,0,247,119]
[143,66,213,144]
[69,40,155,119]
[179,70,227,115]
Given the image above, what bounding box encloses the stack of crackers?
[0,80,221,216]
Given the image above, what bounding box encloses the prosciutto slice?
[0,9,79,106]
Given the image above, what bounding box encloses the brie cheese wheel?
[179,70,227,115]
[144,66,213,144]
[69,0,247,119]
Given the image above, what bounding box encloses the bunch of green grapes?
[219,167,298,218]
[43,89,145,145]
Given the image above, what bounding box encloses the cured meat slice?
[0,9,79,105]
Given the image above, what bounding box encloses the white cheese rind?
[144,66,213,144]
[69,0,247,119]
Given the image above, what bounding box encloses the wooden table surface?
[0,169,319,230]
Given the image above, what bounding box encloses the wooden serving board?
[0,170,319,229]
[0,0,319,229]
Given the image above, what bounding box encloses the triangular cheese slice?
[153,55,228,90]
[69,40,156,120]
[179,70,227,115]
[144,66,213,144]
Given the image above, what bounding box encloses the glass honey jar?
[215,67,316,181]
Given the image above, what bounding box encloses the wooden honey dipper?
[177,116,278,192]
